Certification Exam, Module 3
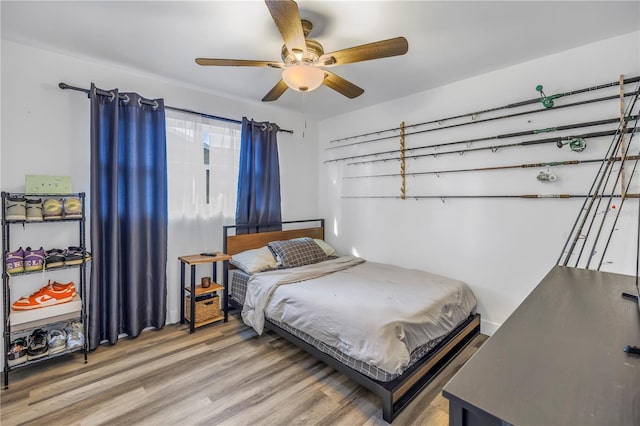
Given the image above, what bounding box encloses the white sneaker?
[48,329,67,354]
[65,322,84,350]
[5,196,26,221]
[26,198,43,221]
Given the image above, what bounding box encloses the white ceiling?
[2,1,639,120]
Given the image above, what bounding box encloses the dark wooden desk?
[443,266,640,426]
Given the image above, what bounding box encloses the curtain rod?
[58,82,293,134]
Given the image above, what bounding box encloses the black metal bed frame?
[223,219,481,423]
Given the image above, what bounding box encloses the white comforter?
[242,255,477,375]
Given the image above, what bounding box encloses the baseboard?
[480,318,501,336]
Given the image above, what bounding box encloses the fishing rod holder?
[556,137,587,152]
[536,85,563,108]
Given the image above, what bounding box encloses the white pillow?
[230,246,277,274]
[314,239,337,257]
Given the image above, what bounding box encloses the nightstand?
[178,252,231,333]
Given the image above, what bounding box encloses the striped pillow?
[268,237,328,268]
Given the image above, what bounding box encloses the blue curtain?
[88,83,168,350]
[235,117,282,234]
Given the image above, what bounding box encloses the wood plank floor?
[1,316,487,426]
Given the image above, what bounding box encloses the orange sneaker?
[12,285,74,310]
[50,281,76,297]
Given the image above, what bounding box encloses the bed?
[222,219,480,422]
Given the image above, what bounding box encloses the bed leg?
[382,393,394,423]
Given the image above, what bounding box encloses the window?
[165,110,241,323]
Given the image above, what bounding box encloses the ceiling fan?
[195,0,409,102]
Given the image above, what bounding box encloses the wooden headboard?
[223,219,325,256]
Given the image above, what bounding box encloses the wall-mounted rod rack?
[329,75,640,145]
[343,155,640,180]
[325,116,636,164]
[341,193,640,200]
[326,91,638,151]
[346,128,636,166]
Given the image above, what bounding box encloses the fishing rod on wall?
[345,128,636,166]
[568,117,640,270]
[342,155,640,180]
[345,86,640,203]
[592,80,640,270]
[344,120,638,200]
[328,75,640,146]
[588,150,640,269]
[327,91,639,152]
[325,115,637,164]
[595,154,640,270]
[341,194,640,201]
[558,89,640,268]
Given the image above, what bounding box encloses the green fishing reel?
[556,137,586,152]
[536,85,563,109]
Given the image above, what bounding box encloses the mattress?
[230,260,476,382]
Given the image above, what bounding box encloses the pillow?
[230,246,277,274]
[268,237,328,268]
[314,239,337,257]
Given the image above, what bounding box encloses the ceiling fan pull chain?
[302,92,307,138]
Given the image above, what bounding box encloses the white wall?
[0,39,319,353]
[1,39,318,217]
[319,31,640,335]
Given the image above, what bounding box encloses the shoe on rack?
[7,337,28,366]
[63,248,84,266]
[43,198,63,220]
[6,247,25,274]
[62,197,82,219]
[27,329,49,360]
[50,280,76,297]
[12,284,74,311]
[24,247,45,272]
[45,248,66,268]
[64,247,91,265]
[5,196,26,221]
[25,198,44,222]
[48,329,67,355]
[66,246,92,263]
[65,322,84,351]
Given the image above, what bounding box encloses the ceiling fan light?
[282,65,325,92]
[291,48,304,62]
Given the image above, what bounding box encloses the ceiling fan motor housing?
[281,40,324,65]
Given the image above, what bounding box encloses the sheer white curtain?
[165,110,241,323]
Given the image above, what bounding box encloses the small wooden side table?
[179,252,231,333]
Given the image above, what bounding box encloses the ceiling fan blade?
[265,0,307,58]
[262,79,289,102]
[320,37,408,66]
[196,58,284,68]
[322,71,364,99]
